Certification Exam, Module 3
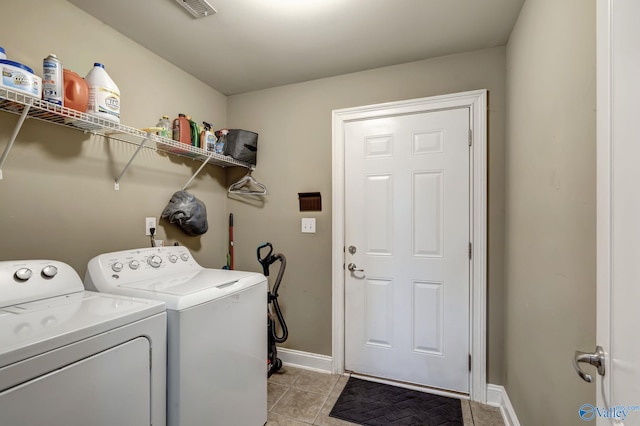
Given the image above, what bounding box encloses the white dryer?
[0,259,166,426]
[84,246,268,426]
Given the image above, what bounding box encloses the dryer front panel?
[0,337,151,426]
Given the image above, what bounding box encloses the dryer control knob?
[169,255,178,263]
[129,260,140,270]
[148,255,162,268]
[14,268,32,281]
[180,253,189,261]
[41,265,58,278]
[112,262,124,273]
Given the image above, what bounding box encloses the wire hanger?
[228,169,268,195]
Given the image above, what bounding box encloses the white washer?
[0,259,167,426]
[84,246,268,426]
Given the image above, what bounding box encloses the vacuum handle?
[257,242,273,275]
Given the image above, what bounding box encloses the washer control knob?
[169,255,178,263]
[112,262,124,273]
[41,265,58,278]
[129,260,140,270]
[180,253,189,261]
[148,255,162,268]
[14,268,32,281]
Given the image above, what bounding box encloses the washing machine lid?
[0,291,165,368]
[115,269,266,311]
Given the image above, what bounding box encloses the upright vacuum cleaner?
[257,242,288,377]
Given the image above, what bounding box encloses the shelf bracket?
[0,104,31,180]
[115,136,149,190]
[182,153,215,191]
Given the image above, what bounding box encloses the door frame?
[331,89,488,402]
[595,0,611,415]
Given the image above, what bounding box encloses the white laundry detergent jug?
[85,63,120,123]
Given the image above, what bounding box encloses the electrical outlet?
[301,217,316,233]
[145,217,157,236]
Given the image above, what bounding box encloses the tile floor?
[266,366,505,426]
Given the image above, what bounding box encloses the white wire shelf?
[0,87,251,187]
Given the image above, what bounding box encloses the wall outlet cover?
[145,217,157,236]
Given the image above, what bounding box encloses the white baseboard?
[487,384,520,426]
[277,347,333,373]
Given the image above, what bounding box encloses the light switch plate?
[301,218,316,233]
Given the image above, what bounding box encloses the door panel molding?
[332,89,487,402]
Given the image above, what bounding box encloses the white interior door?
[591,0,640,424]
[344,107,470,393]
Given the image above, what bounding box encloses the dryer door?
[0,337,151,426]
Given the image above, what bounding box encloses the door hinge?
[468,129,472,146]
[468,242,472,260]
[149,348,152,369]
[469,354,472,371]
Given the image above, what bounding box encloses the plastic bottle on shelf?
[186,115,199,148]
[201,122,217,152]
[172,113,191,147]
[156,115,172,138]
[63,69,89,112]
[85,63,120,123]
[215,129,228,155]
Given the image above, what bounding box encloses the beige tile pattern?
[268,382,289,411]
[266,365,505,426]
[271,387,327,424]
[470,401,505,425]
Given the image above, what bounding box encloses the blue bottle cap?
[94,63,105,69]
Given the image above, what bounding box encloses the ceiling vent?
[175,0,217,18]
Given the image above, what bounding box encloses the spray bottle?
[201,122,217,152]
[215,129,228,155]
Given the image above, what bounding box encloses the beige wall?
[227,47,507,383]
[0,1,601,418]
[0,0,230,275]
[2,0,509,389]
[504,0,596,423]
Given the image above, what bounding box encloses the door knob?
[347,263,364,272]
[573,346,605,383]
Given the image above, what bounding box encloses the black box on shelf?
[224,129,258,165]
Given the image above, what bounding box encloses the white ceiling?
[67,0,524,95]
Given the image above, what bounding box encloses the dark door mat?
[329,377,463,425]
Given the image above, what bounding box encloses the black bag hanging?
[161,190,208,236]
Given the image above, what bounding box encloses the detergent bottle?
[85,63,120,122]
[172,114,191,148]
[186,115,199,148]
